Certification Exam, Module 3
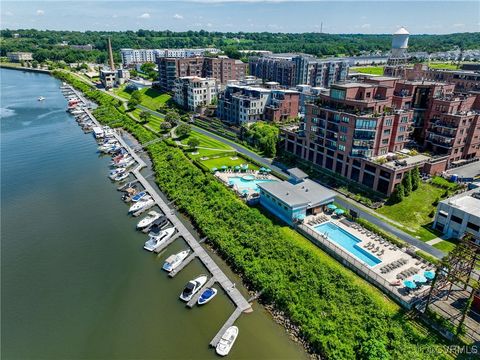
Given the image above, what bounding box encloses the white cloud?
[360,23,371,29]
[452,23,465,28]
[206,23,213,27]
[5,11,14,16]
[173,14,184,20]
[138,13,151,19]
[36,9,45,16]
[112,14,118,19]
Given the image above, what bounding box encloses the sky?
[1,1,479,34]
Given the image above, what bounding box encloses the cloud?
[4,11,14,16]
[36,9,45,16]
[173,13,184,20]
[138,13,151,19]
[452,23,465,28]
[360,23,371,29]
[206,22,213,27]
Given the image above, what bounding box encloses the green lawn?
[350,66,384,75]
[130,108,164,131]
[433,239,458,253]
[180,131,233,151]
[200,155,259,171]
[428,62,459,70]
[113,86,171,111]
[377,182,445,241]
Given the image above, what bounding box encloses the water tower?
[388,27,410,66]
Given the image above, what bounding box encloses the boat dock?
[153,233,181,254]
[71,98,253,349]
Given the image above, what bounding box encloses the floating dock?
[168,253,197,278]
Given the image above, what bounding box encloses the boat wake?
[0,107,16,119]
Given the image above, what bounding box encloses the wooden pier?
[186,277,216,308]
[168,253,197,278]
[69,97,252,351]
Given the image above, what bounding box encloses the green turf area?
[180,131,233,151]
[428,62,459,70]
[130,108,164,131]
[350,66,384,75]
[200,155,259,171]
[377,182,445,241]
[433,239,458,253]
[430,176,459,190]
[114,86,171,111]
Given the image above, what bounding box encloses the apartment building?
[157,57,246,92]
[249,54,349,88]
[99,69,116,89]
[173,76,218,111]
[217,85,299,125]
[120,48,221,66]
[7,52,33,62]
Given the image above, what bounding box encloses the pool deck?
[302,214,435,307]
[215,171,277,198]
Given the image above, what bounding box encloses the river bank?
[0,62,51,74]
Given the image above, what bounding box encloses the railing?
[297,224,421,309]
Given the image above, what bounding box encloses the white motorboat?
[216,326,239,356]
[179,275,208,302]
[143,227,176,252]
[129,197,154,213]
[197,287,218,305]
[162,250,190,272]
[108,168,126,180]
[38,96,45,101]
[114,172,130,182]
[92,126,104,139]
[114,157,134,167]
[136,211,161,229]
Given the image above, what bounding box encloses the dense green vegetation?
[350,66,385,75]
[114,85,171,112]
[242,122,279,157]
[3,29,479,64]
[53,70,458,359]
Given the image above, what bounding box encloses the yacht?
[198,287,218,305]
[108,168,126,180]
[129,197,154,213]
[38,96,45,101]
[114,172,130,182]
[143,216,168,233]
[114,156,134,167]
[179,275,208,302]
[162,250,190,272]
[143,227,176,252]
[117,159,135,169]
[136,211,161,229]
[216,326,239,356]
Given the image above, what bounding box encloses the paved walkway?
[426,237,445,246]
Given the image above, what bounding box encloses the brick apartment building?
[157,56,247,92]
[281,77,450,196]
[217,84,299,125]
[249,53,349,88]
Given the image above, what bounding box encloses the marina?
[63,82,254,351]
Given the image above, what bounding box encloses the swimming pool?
[313,222,382,267]
[228,177,276,192]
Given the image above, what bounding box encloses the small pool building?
[257,168,336,225]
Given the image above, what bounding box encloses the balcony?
[432,121,458,129]
[426,135,454,148]
[427,128,456,138]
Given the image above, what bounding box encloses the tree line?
[2,29,479,65]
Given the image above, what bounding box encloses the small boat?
[114,172,130,182]
[143,227,176,252]
[38,96,45,101]
[137,211,161,229]
[129,197,154,213]
[179,275,208,302]
[114,156,134,167]
[162,250,190,272]
[109,168,126,180]
[143,216,168,233]
[216,326,239,356]
[117,159,136,169]
[92,126,104,139]
[197,287,217,305]
[131,191,147,202]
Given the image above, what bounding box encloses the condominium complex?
[249,53,349,88]
[173,76,218,111]
[120,48,221,66]
[217,84,299,125]
[156,56,247,92]
[7,52,33,62]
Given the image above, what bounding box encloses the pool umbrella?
[241,164,249,169]
[259,167,266,172]
[265,168,272,173]
[211,167,218,172]
[327,204,337,210]
[334,208,345,215]
[424,271,435,280]
[403,280,417,289]
[220,165,227,171]
[234,165,241,171]
[413,274,427,284]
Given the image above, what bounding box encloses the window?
[385,119,393,126]
[339,135,347,142]
[383,129,391,135]
[451,215,462,224]
[340,125,348,133]
[355,119,377,129]
[338,144,346,151]
[341,116,350,123]
[382,139,389,145]
[331,88,346,100]
[467,222,480,232]
[401,116,409,123]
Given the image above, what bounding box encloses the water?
[1,68,307,360]
[228,176,277,192]
[313,222,382,267]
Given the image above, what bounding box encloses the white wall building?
[173,76,218,111]
[120,48,221,66]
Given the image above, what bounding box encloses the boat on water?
[131,191,147,202]
[179,275,208,302]
[216,326,239,356]
[162,250,190,272]
[198,287,218,305]
[129,197,154,213]
[114,172,130,182]
[137,211,161,229]
[143,227,176,252]
[92,126,104,139]
[109,168,126,180]
[143,216,168,233]
[38,96,45,101]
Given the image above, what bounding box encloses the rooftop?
[258,179,336,208]
[288,167,308,180]
[442,188,480,215]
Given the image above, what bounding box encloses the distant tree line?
[1,29,479,65]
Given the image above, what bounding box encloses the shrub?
[402,171,412,196]
[389,183,405,204]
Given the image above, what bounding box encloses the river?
[0,68,307,360]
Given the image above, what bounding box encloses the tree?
[165,110,179,125]
[176,123,192,138]
[390,183,405,204]
[187,138,200,150]
[411,166,420,191]
[402,171,412,196]
[127,97,139,110]
[139,110,151,124]
[131,90,142,102]
[160,121,172,132]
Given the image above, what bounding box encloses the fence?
[297,224,421,309]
